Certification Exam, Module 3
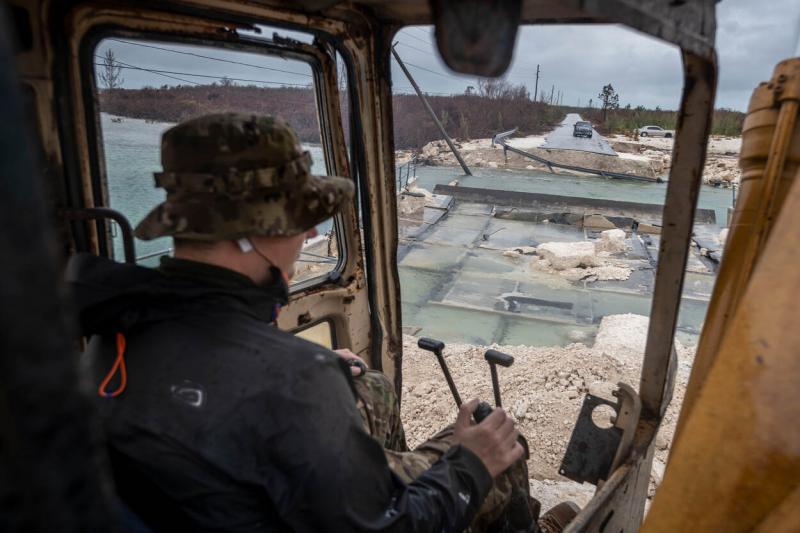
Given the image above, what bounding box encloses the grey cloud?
[99,1,800,113]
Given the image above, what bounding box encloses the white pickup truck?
[637,125,674,138]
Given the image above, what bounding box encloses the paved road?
[540,113,618,156]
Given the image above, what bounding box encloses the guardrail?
[396,155,418,191]
[491,127,663,184]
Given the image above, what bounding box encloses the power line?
[393,86,452,96]
[399,30,433,47]
[94,61,312,87]
[401,60,454,79]
[95,54,200,85]
[408,27,434,39]
[396,40,430,55]
[108,39,313,78]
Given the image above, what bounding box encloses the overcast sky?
[98,0,800,112]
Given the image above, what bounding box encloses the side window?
[294,320,335,349]
[91,36,341,286]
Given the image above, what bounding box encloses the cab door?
[34,1,373,364]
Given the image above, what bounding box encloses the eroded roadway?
[540,113,618,156]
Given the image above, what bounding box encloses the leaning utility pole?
[534,64,540,103]
[391,45,472,176]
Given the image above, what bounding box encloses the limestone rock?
[595,229,629,254]
[537,241,599,270]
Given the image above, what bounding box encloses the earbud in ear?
[237,238,253,253]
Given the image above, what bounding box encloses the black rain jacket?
[67,254,491,532]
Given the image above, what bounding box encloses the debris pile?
[414,132,741,185]
[594,228,629,254]
[518,230,634,282]
[611,133,741,185]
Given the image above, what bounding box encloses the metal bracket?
[559,382,642,485]
[60,207,136,264]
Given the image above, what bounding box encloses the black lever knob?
[484,349,514,367]
[418,337,445,354]
[473,401,494,423]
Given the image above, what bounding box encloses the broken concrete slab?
[425,194,454,210]
[537,241,600,270]
[595,229,629,254]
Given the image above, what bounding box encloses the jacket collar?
[159,256,289,316]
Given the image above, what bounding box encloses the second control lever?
[484,349,515,407]
[417,337,494,422]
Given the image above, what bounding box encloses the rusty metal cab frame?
[1,1,717,531]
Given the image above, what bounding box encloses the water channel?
[100,114,730,349]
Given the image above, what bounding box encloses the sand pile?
[400,313,696,508]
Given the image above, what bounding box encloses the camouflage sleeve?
[262,352,492,532]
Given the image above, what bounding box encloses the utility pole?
[534,64,540,103]
[391,45,472,176]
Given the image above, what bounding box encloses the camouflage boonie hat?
[134,113,354,241]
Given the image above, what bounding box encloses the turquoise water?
[400,166,729,347]
[412,166,734,225]
[102,114,725,346]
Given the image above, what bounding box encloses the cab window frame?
[76,24,350,293]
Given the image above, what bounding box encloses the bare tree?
[477,78,529,100]
[220,76,234,87]
[598,83,620,122]
[98,49,124,90]
[477,78,503,99]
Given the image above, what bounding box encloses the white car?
[638,125,674,138]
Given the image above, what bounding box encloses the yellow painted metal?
[642,167,800,532]
[675,58,800,435]
[752,485,800,532]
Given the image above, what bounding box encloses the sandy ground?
[400,313,695,509]
[418,138,659,179]
[612,134,742,156]
[413,131,741,186]
[609,134,741,186]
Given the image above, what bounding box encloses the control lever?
[418,337,462,407]
[418,337,493,422]
[484,349,514,407]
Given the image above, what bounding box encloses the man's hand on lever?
[454,398,524,478]
[334,348,368,377]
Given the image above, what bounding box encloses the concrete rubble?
[595,229,629,254]
[536,241,600,270]
[519,230,634,282]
